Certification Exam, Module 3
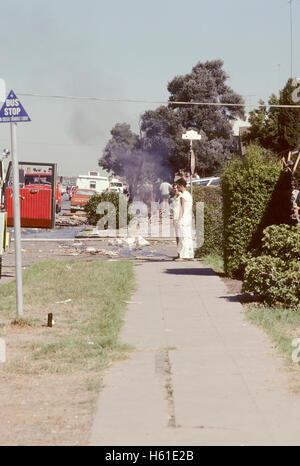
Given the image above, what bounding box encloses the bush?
[85,192,131,229]
[261,224,300,261]
[222,144,292,278]
[192,186,223,256]
[242,256,300,307]
[242,224,300,307]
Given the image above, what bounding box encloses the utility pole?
[289,0,293,78]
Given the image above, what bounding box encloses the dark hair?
[176,178,187,187]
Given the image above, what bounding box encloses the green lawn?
[0,259,135,375]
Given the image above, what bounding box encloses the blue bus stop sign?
[0,90,31,123]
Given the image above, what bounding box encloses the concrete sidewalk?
[90,260,300,446]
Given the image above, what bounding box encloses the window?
[75,190,96,196]
[25,174,52,185]
[210,179,220,186]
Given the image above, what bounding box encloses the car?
[70,188,97,212]
[69,185,77,200]
[188,177,220,187]
[109,178,124,194]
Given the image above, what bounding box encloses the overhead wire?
[18,92,300,109]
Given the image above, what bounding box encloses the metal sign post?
[182,129,201,197]
[10,122,23,318]
[0,89,31,320]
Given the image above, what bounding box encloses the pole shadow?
[164,267,216,276]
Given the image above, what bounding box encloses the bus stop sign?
[0,90,31,123]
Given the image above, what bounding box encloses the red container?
[6,187,52,228]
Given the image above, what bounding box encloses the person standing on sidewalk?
[171,183,182,259]
[176,178,194,260]
[159,180,172,213]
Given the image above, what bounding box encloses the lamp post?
[182,129,201,197]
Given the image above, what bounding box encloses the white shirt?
[180,190,193,224]
[172,194,182,221]
[159,182,172,196]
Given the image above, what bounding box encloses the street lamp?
[1,148,10,160]
[182,129,201,197]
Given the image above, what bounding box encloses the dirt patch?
[0,234,177,446]
[0,370,100,446]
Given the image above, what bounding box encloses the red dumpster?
[4,162,59,229]
[6,187,52,228]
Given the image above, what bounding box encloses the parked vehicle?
[70,188,97,212]
[24,171,62,213]
[188,177,220,187]
[109,178,124,194]
[76,171,109,194]
[69,185,77,200]
[5,162,59,228]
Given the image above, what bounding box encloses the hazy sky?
[0,0,299,176]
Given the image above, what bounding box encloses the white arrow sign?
[182,129,201,141]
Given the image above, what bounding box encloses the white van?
[190,177,220,187]
[109,178,124,194]
[76,171,109,194]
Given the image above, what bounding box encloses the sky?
[0,0,299,176]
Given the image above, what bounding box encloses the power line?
[17,92,300,109]
[0,139,100,148]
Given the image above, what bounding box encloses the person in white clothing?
[171,183,182,258]
[176,178,194,260]
[159,180,172,212]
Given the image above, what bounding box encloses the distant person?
[153,177,162,203]
[140,181,153,218]
[179,170,186,181]
[175,178,194,260]
[159,180,172,211]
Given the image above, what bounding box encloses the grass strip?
[0,259,135,375]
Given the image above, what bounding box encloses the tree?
[141,59,245,176]
[278,79,300,150]
[140,106,183,179]
[244,79,300,154]
[100,60,246,187]
[99,123,142,197]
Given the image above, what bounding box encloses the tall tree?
[141,59,245,176]
[100,59,246,185]
[278,79,300,150]
[99,123,142,196]
[244,79,300,154]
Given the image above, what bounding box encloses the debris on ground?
[56,213,87,227]
[107,236,150,248]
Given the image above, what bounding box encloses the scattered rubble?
[55,213,87,227]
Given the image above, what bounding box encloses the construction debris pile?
[55,212,87,227]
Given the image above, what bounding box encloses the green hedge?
[221,144,292,278]
[242,225,300,307]
[84,192,131,229]
[192,186,223,257]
